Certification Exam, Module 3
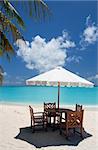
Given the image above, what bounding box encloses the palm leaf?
[0,11,24,41]
[0,30,14,60]
[14,0,50,21]
[0,65,4,85]
[33,0,50,20]
[1,0,25,28]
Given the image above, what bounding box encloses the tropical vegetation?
[0,0,49,84]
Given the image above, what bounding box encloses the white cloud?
[16,31,75,73]
[88,74,98,81]
[15,76,25,82]
[80,15,98,50]
[3,80,23,86]
[75,72,80,75]
[0,71,7,76]
[66,55,82,63]
[3,75,25,86]
[87,73,98,85]
[3,72,7,76]
[86,14,91,26]
[83,26,98,44]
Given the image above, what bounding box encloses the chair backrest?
[29,105,34,120]
[67,110,84,128]
[76,104,82,111]
[44,102,56,112]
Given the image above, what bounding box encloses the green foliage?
[0,0,49,85]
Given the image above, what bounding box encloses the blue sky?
[0,0,98,86]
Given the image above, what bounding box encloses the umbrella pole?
[58,82,60,109]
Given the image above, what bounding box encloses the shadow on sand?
[15,127,92,148]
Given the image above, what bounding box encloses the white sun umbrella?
[26,66,94,109]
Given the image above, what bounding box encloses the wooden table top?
[45,108,73,113]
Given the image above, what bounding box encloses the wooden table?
[56,108,73,113]
[45,108,73,129]
[44,109,60,128]
[56,108,73,124]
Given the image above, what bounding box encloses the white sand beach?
[0,104,98,150]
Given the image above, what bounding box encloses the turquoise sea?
[0,86,98,105]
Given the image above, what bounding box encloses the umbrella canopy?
[26,66,94,108]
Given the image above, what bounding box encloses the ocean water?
[0,86,98,105]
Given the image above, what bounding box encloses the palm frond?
[23,0,50,21]
[33,0,50,20]
[0,11,24,41]
[1,0,24,28]
[0,65,4,85]
[0,30,14,60]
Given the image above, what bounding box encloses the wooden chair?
[60,110,84,139]
[44,102,59,129]
[76,104,82,111]
[29,105,47,132]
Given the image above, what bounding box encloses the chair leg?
[43,121,44,129]
[66,127,68,139]
[30,118,32,128]
[59,127,62,135]
[45,123,48,131]
[53,117,56,131]
[50,116,51,124]
[47,116,51,126]
[43,121,47,131]
[59,123,63,135]
[46,116,48,130]
[80,127,84,139]
[32,126,35,133]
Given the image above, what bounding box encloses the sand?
[0,104,98,150]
